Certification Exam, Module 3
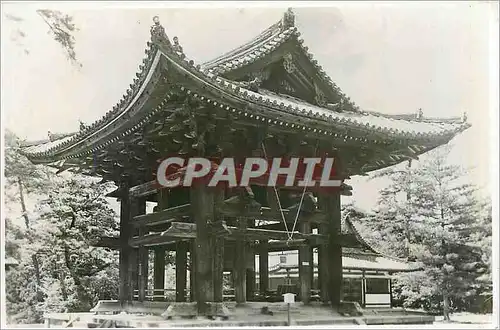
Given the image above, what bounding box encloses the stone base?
[161,302,231,320]
[338,301,364,317]
[91,300,170,315]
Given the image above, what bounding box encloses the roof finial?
[283,7,295,29]
[150,15,166,40]
[462,111,468,123]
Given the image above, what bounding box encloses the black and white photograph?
[1,1,498,328]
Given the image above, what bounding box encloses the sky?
[1,1,497,211]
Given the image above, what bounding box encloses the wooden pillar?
[153,190,167,301]
[213,237,224,302]
[259,240,269,294]
[137,199,148,302]
[234,217,247,304]
[246,237,255,300]
[389,277,393,308]
[119,183,131,305]
[191,185,215,313]
[213,191,225,303]
[189,244,196,302]
[153,247,166,301]
[128,198,140,302]
[310,246,315,289]
[176,241,188,302]
[299,221,312,304]
[318,223,329,304]
[129,249,138,301]
[319,192,342,307]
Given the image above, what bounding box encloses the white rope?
[261,142,292,240]
[289,176,309,239]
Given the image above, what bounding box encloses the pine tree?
[34,175,120,312]
[367,145,488,320]
[4,131,121,322]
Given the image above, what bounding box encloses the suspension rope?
[289,176,309,240]
[261,142,292,240]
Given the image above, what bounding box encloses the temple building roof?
[258,250,418,274]
[20,10,471,179]
[259,213,419,274]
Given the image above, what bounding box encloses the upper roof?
[20,11,471,177]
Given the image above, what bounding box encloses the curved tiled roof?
[201,9,363,112]
[20,15,471,168]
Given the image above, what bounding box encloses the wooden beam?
[217,206,328,224]
[130,222,331,246]
[91,236,120,249]
[132,204,191,227]
[129,233,186,248]
[129,180,159,198]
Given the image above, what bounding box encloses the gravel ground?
[433,312,493,325]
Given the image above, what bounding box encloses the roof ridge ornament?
[462,111,468,123]
[150,15,173,48]
[282,8,295,30]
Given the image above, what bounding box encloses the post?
[119,182,131,305]
[234,217,247,304]
[153,190,168,301]
[259,240,269,295]
[246,246,256,301]
[191,185,215,313]
[176,241,188,302]
[299,221,312,304]
[318,192,342,307]
[129,248,138,301]
[317,223,329,304]
[287,303,291,326]
[389,277,393,308]
[153,247,166,301]
[189,245,196,302]
[361,271,366,307]
[137,198,148,302]
[213,237,225,302]
[213,191,225,303]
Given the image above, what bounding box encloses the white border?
[1,1,498,329]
